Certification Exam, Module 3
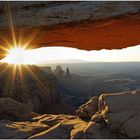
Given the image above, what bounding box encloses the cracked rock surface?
[0,90,140,138]
[96,90,140,138]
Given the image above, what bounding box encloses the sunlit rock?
[76,96,98,119]
[91,112,104,123]
[0,120,50,139]
[30,115,87,139]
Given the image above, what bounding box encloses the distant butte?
[0,1,140,59]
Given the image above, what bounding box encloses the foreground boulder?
[76,90,140,138]
[0,98,31,121]
[97,90,140,138]
[76,96,98,119]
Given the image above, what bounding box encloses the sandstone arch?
[0,1,140,59]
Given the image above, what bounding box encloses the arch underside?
[0,1,140,59]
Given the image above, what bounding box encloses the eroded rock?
[91,112,104,123]
[30,115,87,139]
[70,121,87,139]
[0,90,140,138]
[76,96,98,119]
[33,114,77,126]
[0,2,140,59]
[0,120,50,139]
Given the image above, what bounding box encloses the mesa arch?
[0,1,140,59]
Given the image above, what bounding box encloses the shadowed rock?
[0,98,31,121]
[1,90,140,138]
[0,63,61,114]
[96,90,140,138]
[0,120,50,139]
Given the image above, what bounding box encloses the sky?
[1,44,140,64]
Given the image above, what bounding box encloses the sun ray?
[0,2,50,103]
[6,2,17,48]
[24,65,49,94]
[0,2,50,99]
[0,2,41,64]
[17,64,26,94]
[18,29,23,49]
[10,64,17,90]
[0,63,11,75]
[2,65,15,95]
[21,28,41,50]
[0,41,12,52]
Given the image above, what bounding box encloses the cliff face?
[0,2,140,59]
[0,63,60,113]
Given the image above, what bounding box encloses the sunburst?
[0,2,49,98]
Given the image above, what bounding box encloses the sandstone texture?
[97,90,140,138]
[76,96,98,119]
[0,90,140,138]
[0,2,140,59]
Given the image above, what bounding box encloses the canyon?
[0,63,139,138]
[0,1,139,139]
[0,63,74,115]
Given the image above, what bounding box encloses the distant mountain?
[37,59,88,66]
[41,62,140,108]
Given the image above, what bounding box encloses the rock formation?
[0,63,61,114]
[0,2,140,59]
[0,98,31,121]
[54,65,71,79]
[54,65,64,76]
[41,66,52,74]
[76,96,98,119]
[96,90,140,138]
[0,89,140,138]
[66,67,71,79]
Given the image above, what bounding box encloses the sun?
[2,47,33,65]
[5,47,26,64]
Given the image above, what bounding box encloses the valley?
[42,62,140,107]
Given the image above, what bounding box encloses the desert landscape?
[0,1,139,139]
[0,62,140,139]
